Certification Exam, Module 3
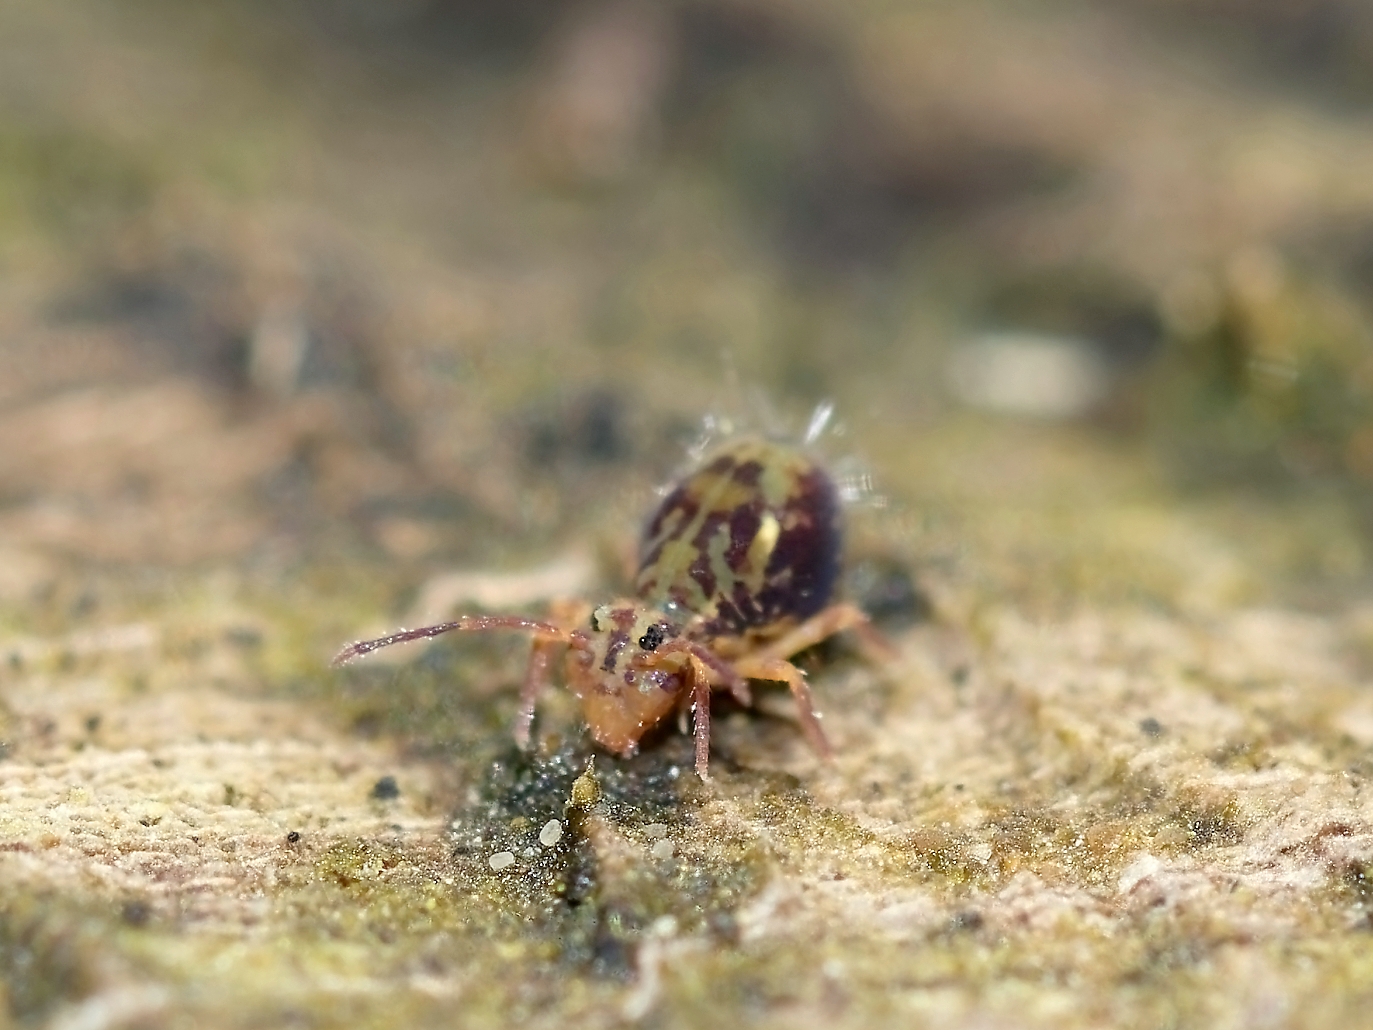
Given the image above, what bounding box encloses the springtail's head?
[563,601,697,754]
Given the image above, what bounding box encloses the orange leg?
[672,651,759,777]
[750,603,894,666]
[689,657,714,778]
[515,636,564,748]
[514,600,590,748]
[655,641,751,706]
[731,655,832,760]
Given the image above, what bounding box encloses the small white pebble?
[641,823,668,840]
[650,839,675,860]
[488,851,516,871]
[539,819,564,847]
[649,915,678,937]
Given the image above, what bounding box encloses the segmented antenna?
[331,616,583,666]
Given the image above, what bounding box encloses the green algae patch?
[445,742,772,970]
[78,741,778,1026]
[0,123,158,252]
[0,892,109,1024]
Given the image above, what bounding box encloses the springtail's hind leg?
[732,655,833,760]
[750,603,895,666]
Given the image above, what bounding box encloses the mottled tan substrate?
[2,423,1373,1030]
[4,0,1373,1026]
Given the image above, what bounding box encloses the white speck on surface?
[651,838,675,860]
[488,851,516,871]
[648,915,678,937]
[539,819,564,847]
[641,822,668,839]
[969,841,993,864]
[47,985,169,1030]
[946,332,1110,419]
[249,302,310,397]
[1118,853,1163,894]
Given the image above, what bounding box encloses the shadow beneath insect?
[449,736,758,979]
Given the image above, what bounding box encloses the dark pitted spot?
[706,454,737,475]
[638,624,667,651]
[523,388,628,468]
[370,775,400,801]
[286,830,302,844]
[946,910,984,933]
[1139,717,1165,738]
[121,900,152,927]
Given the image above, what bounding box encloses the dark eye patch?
[638,624,667,651]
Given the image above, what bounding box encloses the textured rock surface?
[4,419,1373,1030]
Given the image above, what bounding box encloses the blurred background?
[2,0,1373,630]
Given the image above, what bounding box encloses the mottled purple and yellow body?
[637,439,841,640]
[334,438,884,776]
